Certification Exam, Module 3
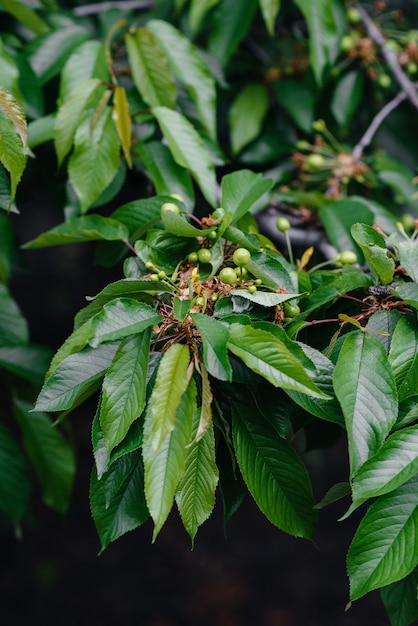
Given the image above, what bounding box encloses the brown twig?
[354,2,418,110]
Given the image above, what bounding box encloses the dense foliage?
[1,0,418,623]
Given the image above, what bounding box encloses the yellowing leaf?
[112,86,132,168]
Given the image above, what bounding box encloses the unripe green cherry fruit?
[219,267,237,285]
[198,248,212,263]
[170,193,184,202]
[295,139,310,151]
[377,74,391,89]
[347,7,361,23]
[234,266,248,278]
[255,278,262,285]
[161,202,180,214]
[207,230,217,240]
[339,250,358,265]
[232,247,251,266]
[150,273,160,282]
[188,252,198,263]
[247,285,257,294]
[283,301,301,317]
[276,217,291,232]
[401,213,416,231]
[305,153,325,170]
[340,35,355,52]
[157,270,166,279]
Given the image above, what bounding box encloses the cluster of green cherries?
[157,201,359,319]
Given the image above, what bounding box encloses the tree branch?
[354,2,418,110]
[73,1,152,16]
[352,90,408,159]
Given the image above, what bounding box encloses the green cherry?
[283,301,301,317]
[219,267,237,285]
[305,153,325,170]
[276,217,291,232]
[161,202,180,214]
[198,248,212,264]
[339,250,358,265]
[232,248,251,266]
[188,252,199,263]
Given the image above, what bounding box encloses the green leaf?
[232,398,317,539]
[293,0,338,84]
[391,283,418,310]
[125,27,176,109]
[0,37,23,103]
[333,332,398,476]
[143,377,196,540]
[14,400,75,514]
[389,315,418,401]
[161,209,213,238]
[259,0,280,36]
[25,25,90,85]
[74,278,172,329]
[229,84,269,154]
[0,211,13,282]
[0,163,12,212]
[350,425,418,511]
[68,106,121,212]
[319,199,374,262]
[191,313,232,382]
[231,289,302,308]
[54,78,103,166]
[27,114,55,149]
[173,296,192,322]
[34,343,119,413]
[89,298,161,348]
[227,323,330,398]
[176,418,218,544]
[365,310,401,353]
[137,142,194,210]
[273,79,316,134]
[221,169,274,223]
[147,343,191,452]
[148,20,217,140]
[209,0,258,68]
[59,40,108,103]
[286,343,344,426]
[0,0,49,35]
[189,0,220,34]
[0,87,27,205]
[245,250,296,293]
[347,473,418,601]
[351,222,395,285]
[0,423,31,522]
[46,319,94,379]
[331,70,364,127]
[152,106,217,206]
[376,158,418,212]
[0,344,52,383]
[395,239,418,282]
[0,282,29,346]
[23,215,129,249]
[381,569,418,626]
[194,362,213,441]
[99,329,151,453]
[90,452,149,551]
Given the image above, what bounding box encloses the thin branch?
[73,1,152,16]
[354,2,418,110]
[352,89,407,159]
